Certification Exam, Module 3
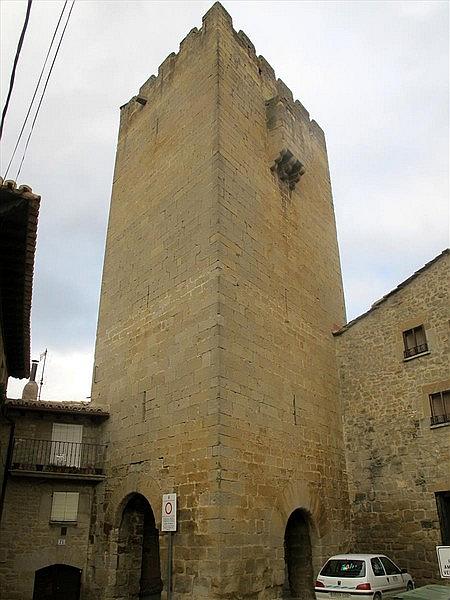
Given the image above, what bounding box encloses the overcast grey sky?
[1,0,448,401]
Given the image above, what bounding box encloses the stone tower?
[90,3,350,599]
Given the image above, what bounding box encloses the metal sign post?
[167,531,173,600]
[162,493,177,600]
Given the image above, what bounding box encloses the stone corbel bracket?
[266,95,306,191]
[271,148,305,191]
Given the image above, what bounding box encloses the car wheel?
[373,594,382,600]
[407,582,413,591]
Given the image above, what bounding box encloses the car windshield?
[320,559,366,578]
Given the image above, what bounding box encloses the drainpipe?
[0,358,38,523]
[0,408,14,525]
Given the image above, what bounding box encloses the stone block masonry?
[2,4,447,599]
[89,3,350,599]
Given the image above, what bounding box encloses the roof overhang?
[333,249,449,336]
[5,399,110,421]
[0,178,40,378]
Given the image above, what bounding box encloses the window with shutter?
[402,325,428,359]
[50,423,83,468]
[430,390,450,426]
[50,492,79,522]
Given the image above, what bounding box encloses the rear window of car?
[320,560,366,578]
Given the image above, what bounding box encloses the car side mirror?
[401,569,407,574]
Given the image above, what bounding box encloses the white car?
[315,554,414,599]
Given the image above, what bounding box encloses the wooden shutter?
[51,492,79,522]
[64,492,79,521]
[51,424,83,467]
[51,423,83,443]
[51,492,67,521]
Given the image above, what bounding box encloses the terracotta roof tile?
[5,399,109,418]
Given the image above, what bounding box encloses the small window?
[50,492,79,522]
[371,557,385,577]
[430,390,450,426]
[403,325,428,359]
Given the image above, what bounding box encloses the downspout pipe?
[0,407,14,525]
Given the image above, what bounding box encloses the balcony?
[431,413,450,427]
[9,438,107,481]
[403,342,428,359]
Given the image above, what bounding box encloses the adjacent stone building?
[335,249,450,585]
[0,4,448,600]
[0,400,109,600]
[0,178,110,600]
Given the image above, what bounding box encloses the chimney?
[22,360,39,400]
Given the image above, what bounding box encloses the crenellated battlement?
[121,2,324,142]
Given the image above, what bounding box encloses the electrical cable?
[3,1,68,180]
[0,0,33,142]
[15,0,75,181]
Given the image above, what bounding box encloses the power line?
[0,0,33,142]
[3,1,68,180]
[15,1,75,181]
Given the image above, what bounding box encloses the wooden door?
[33,564,81,600]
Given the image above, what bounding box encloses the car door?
[379,556,405,596]
[370,557,389,595]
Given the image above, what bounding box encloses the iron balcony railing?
[431,413,450,427]
[10,438,107,476]
[404,342,428,359]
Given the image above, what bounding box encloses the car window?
[320,560,366,578]
[371,558,385,577]
[380,557,401,575]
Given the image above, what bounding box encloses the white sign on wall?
[436,546,450,578]
[161,493,177,532]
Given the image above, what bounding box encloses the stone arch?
[276,479,329,539]
[268,479,328,598]
[113,492,162,600]
[33,564,81,600]
[108,473,163,531]
[283,508,314,599]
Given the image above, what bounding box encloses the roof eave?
[333,249,449,336]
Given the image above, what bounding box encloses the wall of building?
[90,4,350,599]
[0,323,7,400]
[89,5,228,599]
[0,323,9,514]
[9,411,104,445]
[0,478,95,600]
[335,252,450,585]
[0,411,106,599]
[210,6,350,597]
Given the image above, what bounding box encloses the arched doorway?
[115,493,162,600]
[284,508,315,600]
[33,564,81,600]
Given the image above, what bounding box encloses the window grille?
[430,390,450,426]
[403,325,428,359]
